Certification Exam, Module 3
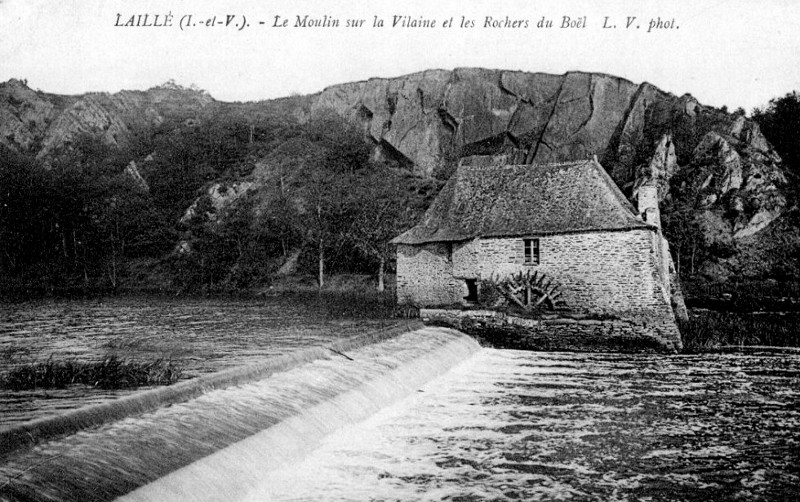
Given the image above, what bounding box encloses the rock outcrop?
[0,79,61,152]
[124,161,149,192]
[632,134,677,200]
[306,69,788,255]
[180,181,255,224]
[0,80,213,158]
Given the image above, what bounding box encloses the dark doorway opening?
[464,279,478,303]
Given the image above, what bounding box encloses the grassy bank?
[679,310,800,352]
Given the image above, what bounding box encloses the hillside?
[0,69,796,290]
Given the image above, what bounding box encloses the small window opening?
[464,279,478,303]
[524,238,540,265]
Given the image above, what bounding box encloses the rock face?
[632,134,677,201]
[0,79,213,158]
[0,79,60,152]
[307,69,788,265]
[310,70,683,177]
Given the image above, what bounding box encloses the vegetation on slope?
[0,107,440,296]
[0,84,798,300]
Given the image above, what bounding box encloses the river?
[1,299,798,501]
[0,296,393,427]
[252,349,800,501]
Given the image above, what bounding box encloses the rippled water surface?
[253,349,800,502]
[2,300,799,501]
[0,297,392,427]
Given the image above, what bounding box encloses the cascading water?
[0,328,480,502]
[244,350,800,501]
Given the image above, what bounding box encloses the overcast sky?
[1,0,798,111]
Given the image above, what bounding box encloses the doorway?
[464,279,478,303]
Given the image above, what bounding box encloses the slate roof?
[392,157,652,245]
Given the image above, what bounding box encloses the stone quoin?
[392,155,686,351]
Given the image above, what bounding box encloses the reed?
[679,311,800,352]
[1,356,183,391]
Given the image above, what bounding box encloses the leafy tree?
[297,159,356,288]
[662,204,706,277]
[305,108,372,174]
[269,110,374,288]
[347,168,423,291]
[0,147,47,275]
[752,91,800,179]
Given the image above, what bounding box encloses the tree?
[297,161,356,288]
[753,91,800,180]
[305,108,372,174]
[347,168,421,291]
[0,147,46,275]
[662,204,705,277]
[291,110,373,288]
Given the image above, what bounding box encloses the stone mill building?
[392,155,686,351]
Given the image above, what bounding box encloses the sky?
[1,0,799,112]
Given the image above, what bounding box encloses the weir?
[0,327,481,502]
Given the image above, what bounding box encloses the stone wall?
[452,239,481,278]
[476,230,667,315]
[397,243,465,305]
[397,228,684,350]
[400,229,670,312]
[421,309,680,353]
[397,230,669,313]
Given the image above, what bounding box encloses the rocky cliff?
[0,70,793,281]
[309,69,787,250]
[0,79,213,159]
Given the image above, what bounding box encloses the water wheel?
[492,270,563,312]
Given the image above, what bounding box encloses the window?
[524,238,540,265]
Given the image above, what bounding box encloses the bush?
[478,276,504,307]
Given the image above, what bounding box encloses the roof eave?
[395,223,658,245]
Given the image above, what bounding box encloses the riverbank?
[0,272,388,299]
[3,275,800,354]
[679,310,800,352]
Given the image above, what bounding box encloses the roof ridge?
[394,157,653,245]
[528,159,593,167]
[456,158,593,173]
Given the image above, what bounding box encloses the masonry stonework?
[421,309,680,352]
[479,230,666,314]
[400,230,669,313]
[397,230,683,351]
[396,243,464,306]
